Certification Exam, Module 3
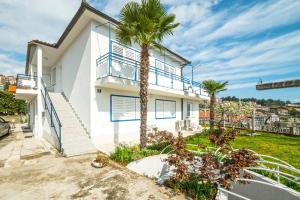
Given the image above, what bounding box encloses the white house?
[15,2,209,156]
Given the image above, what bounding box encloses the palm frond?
[202,80,228,95]
[116,0,179,48]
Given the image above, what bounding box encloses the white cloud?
[192,28,300,82]
[101,0,140,17]
[0,53,24,75]
[0,0,81,53]
[228,82,257,90]
[204,0,300,42]
[168,1,215,25]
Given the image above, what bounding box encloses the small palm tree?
[202,80,228,133]
[116,0,179,148]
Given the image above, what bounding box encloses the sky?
[0,0,299,102]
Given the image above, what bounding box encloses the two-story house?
[15,2,209,156]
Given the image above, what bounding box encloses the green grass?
[186,131,300,169]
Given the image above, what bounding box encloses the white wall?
[183,99,199,125]
[90,87,184,148]
[89,21,200,150]
[53,22,92,133]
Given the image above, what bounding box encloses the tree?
[0,91,26,115]
[202,80,228,133]
[3,82,10,91]
[116,0,179,148]
[216,101,254,127]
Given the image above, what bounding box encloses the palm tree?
[202,80,228,133]
[116,0,179,148]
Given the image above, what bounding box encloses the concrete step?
[48,92,96,157]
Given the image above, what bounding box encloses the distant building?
[0,74,16,85]
[0,84,4,91]
[7,76,16,84]
[270,106,289,116]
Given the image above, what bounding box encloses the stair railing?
[41,78,62,152]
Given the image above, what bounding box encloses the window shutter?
[156,61,164,70]
[156,100,164,118]
[112,43,123,56]
[125,49,135,61]
[111,95,140,121]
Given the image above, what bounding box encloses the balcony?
[15,74,38,100]
[96,42,209,99]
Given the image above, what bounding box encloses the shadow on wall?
[42,110,60,150]
[114,121,119,145]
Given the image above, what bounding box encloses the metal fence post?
[50,104,53,127]
[277,165,280,183]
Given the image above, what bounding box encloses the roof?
[26,1,190,70]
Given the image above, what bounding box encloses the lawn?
[186,131,300,169]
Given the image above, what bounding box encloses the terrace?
[96,40,209,99]
[15,74,38,101]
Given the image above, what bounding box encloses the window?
[187,102,193,117]
[110,95,140,122]
[155,99,176,119]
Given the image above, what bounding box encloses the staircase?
[48,92,97,157]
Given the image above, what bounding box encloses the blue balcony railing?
[96,42,208,97]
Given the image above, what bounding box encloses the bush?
[19,115,28,123]
[110,144,160,164]
[164,175,217,200]
[0,91,26,115]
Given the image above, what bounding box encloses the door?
[187,103,192,118]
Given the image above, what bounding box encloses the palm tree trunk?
[139,44,150,148]
[210,93,215,133]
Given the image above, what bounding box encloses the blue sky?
[0,0,299,102]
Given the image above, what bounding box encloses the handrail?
[41,78,62,152]
[218,187,251,200]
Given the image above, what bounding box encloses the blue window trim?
[155,99,176,120]
[110,94,140,122]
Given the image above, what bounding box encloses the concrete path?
[0,153,184,200]
[0,126,184,200]
[0,131,50,168]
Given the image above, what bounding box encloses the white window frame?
[155,99,176,119]
[187,102,194,118]
[110,95,140,122]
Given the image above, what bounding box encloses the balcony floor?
[95,76,209,101]
[15,89,38,101]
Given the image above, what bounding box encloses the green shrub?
[146,141,171,152]
[110,144,160,164]
[164,175,217,200]
[19,115,27,123]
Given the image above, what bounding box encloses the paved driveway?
[0,136,184,200]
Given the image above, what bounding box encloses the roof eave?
[25,1,191,69]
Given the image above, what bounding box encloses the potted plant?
[91,152,109,168]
